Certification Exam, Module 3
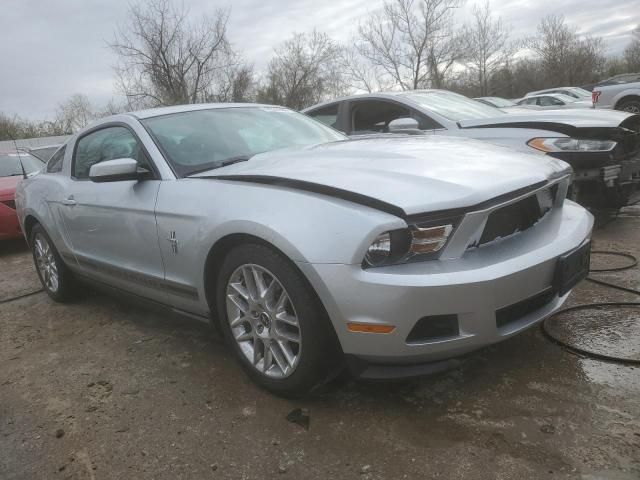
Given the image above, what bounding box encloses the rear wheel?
[617,97,640,114]
[216,243,342,396]
[30,224,77,302]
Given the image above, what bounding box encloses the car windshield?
[0,153,44,177]
[568,88,592,99]
[401,91,504,121]
[142,106,347,176]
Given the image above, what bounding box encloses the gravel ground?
[1,208,639,480]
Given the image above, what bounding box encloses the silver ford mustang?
[16,103,593,395]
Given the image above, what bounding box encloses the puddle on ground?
[545,305,640,361]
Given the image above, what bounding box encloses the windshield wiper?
[219,155,253,167]
[186,155,254,177]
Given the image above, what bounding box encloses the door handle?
[62,196,76,206]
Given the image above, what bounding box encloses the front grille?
[478,187,555,246]
[495,288,556,329]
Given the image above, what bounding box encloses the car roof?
[126,102,287,120]
[302,89,451,112]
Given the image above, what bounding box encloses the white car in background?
[516,93,593,110]
[304,90,640,209]
[525,87,593,100]
[474,97,540,113]
[592,81,640,114]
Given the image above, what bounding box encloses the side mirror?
[388,117,421,134]
[89,158,140,183]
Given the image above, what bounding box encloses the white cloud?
[0,0,637,119]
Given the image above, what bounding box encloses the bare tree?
[461,1,512,96]
[624,27,640,72]
[356,0,462,90]
[211,63,256,103]
[256,31,345,110]
[530,15,605,86]
[55,94,95,133]
[337,45,392,93]
[110,0,242,107]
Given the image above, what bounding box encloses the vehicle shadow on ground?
[0,238,29,256]
[67,284,564,412]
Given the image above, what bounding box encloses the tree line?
[2,0,640,141]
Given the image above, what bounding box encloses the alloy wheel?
[34,233,59,293]
[622,103,640,114]
[225,264,302,378]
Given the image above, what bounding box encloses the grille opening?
[406,314,459,343]
[478,187,556,247]
[495,288,556,329]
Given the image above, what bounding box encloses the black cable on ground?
[542,248,640,365]
[588,250,637,272]
[0,288,44,305]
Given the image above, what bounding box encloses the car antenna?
[9,134,28,179]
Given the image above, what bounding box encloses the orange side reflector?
[347,323,396,334]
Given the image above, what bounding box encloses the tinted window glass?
[74,126,150,179]
[142,107,346,177]
[349,100,442,135]
[307,104,339,128]
[46,146,66,173]
[539,96,564,106]
[0,153,44,177]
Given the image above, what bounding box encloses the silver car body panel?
[16,103,593,368]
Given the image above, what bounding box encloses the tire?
[30,224,78,303]
[216,243,342,396]
[617,98,640,114]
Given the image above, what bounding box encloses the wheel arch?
[614,93,640,111]
[202,233,340,347]
[23,214,41,245]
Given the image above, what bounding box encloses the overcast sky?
[1,0,638,120]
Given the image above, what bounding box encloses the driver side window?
[349,100,441,135]
[539,96,563,107]
[73,126,151,179]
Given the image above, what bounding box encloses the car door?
[57,124,166,302]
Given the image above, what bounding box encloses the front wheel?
[216,243,342,396]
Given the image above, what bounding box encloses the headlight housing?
[363,218,459,268]
[527,137,616,153]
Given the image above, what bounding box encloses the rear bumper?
[299,201,593,374]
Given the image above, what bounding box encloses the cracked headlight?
[363,221,457,268]
[527,137,616,153]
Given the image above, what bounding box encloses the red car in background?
[0,151,45,240]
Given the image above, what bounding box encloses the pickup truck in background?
[592,81,640,114]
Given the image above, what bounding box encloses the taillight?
[592,91,601,103]
[1,200,16,210]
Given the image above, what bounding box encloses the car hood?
[458,109,635,129]
[193,136,568,217]
[0,176,20,200]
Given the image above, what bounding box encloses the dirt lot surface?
[1,208,639,480]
